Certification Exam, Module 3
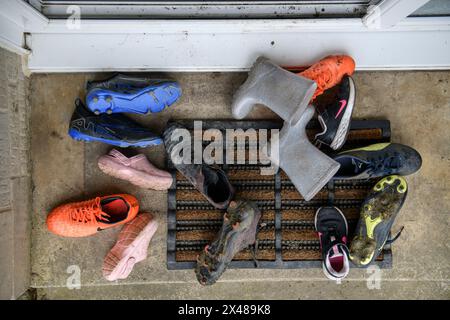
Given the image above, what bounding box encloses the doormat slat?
[167,120,392,270]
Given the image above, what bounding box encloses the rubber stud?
[105,97,112,103]
[92,96,99,103]
[106,108,113,115]
[229,201,237,209]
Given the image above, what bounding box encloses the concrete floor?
[30,71,450,299]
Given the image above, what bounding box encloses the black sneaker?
[195,200,261,285]
[315,75,356,150]
[163,122,234,209]
[68,99,162,147]
[349,175,407,266]
[315,206,350,281]
[333,142,422,180]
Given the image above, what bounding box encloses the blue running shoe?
[86,74,182,115]
[68,99,162,148]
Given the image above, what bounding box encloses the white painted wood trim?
[0,0,46,54]
[26,17,450,72]
[0,0,48,29]
[1,0,449,72]
[0,18,30,55]
[363,0,431,28]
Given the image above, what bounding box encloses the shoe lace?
[69,197,110,224]
[314,69,333,92]
[366,154,403,177]
[303,64,334,93]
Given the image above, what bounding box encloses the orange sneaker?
[46,194,139,237]
[299,55,355,101]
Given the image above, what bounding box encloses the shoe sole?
[68,128,162,148]
[330,76,356,150]
[86,82,181,115]
[349,175,407,266]
[98,156,172,190]
[104,218,158,281]
[196,201,261,285]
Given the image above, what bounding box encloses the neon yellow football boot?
[349,175,407,266]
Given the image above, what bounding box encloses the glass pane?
[410,0,450,17]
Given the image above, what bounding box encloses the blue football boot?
[68,99,162,148]
[86,74,181,115]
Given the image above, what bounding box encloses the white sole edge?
[330,77,356,150]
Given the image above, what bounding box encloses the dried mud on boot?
[195,200,262,285]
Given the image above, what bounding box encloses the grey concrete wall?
[0,47,31,299]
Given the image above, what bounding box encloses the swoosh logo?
[335,99,347,119]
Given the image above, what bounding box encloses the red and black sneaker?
[314,75,356,150]
[315,206,350,281]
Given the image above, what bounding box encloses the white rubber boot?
[270,105,340,201]
[232,57,317,125]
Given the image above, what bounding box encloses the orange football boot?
[299,55,355,101]
[46,194,139,237]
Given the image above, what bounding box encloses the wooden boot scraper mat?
[167,120,393,269]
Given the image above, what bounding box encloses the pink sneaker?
[103,213,158,281]
[98,149,173,190]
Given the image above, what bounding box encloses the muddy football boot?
[86,74,181,115]
[315,206,350,281]
[333,143,422,180]
[68,99,162,147]
[349,175,408,266]
[315,75,356,150]
[195,200,261,285]
[163,122,234,209]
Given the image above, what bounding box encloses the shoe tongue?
[96,197,111,222]
[328,236,345,258]
[329,243,345,258]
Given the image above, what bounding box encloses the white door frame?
[363,0,431,28]
[1,0,449,72]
